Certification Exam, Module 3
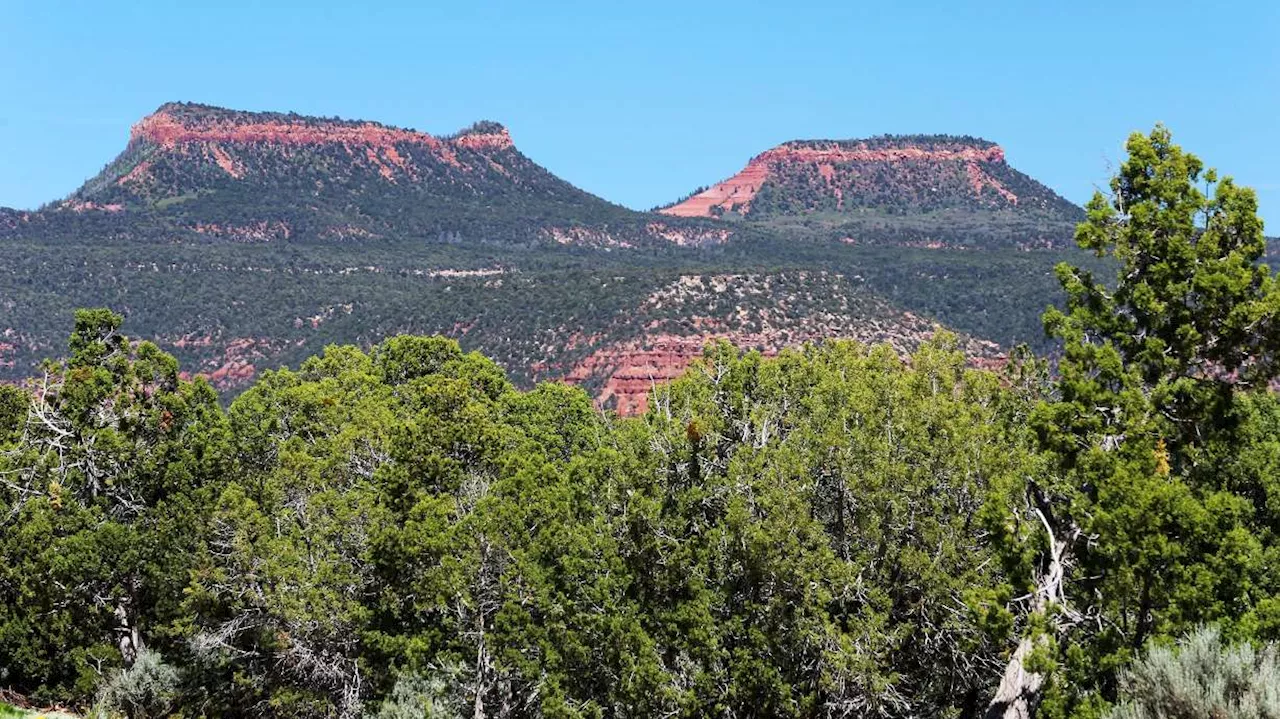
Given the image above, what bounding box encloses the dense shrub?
[1107,628,1280,719]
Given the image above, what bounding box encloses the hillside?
[662,134,1083,249]
[6,102,729,249]
[4,116,1276,719]
[0,106,1094,410]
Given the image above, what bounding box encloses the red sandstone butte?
[127,109,515,179]
[661,140,1015,218]
[451,127,515,151]
[131,111,452,152]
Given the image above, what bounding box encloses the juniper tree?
[985,126,1280,719]
[0,310,228,704]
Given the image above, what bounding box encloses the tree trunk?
[984,636,1046,719]
[985,502,1074,719]
[115,578,144,667]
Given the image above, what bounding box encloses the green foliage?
[0,705,75,719]
[1,309,1046,717]
[0,126,1275,718]
[1106,627,1280,719]
[0,385,27,445]
[0,236,1092,403]
[618,336,1034,716]
[0,309,229,705]
[1048,124,1278,401]
[985,125,1280,718]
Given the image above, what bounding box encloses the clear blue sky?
[3,1,1278,221]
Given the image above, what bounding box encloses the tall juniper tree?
[0,309,228,703]
[985,125,1280,718]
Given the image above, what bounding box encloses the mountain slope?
[662,134,1082,249]
[10,102,729,249]
[0,106,1092,411]
[556,270,1001,413]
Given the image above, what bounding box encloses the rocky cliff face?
[114,105,514,188]
[130,107,511,152]
[556,272,1002,414]
[661,135,1080,227]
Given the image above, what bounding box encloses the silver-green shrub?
[1107,626,1280,719]
[372,664,466,719]
[90,649,180,719]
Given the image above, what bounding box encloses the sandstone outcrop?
[123,105,522,184]
[661,137,1026,218]
[558,272,1002,414]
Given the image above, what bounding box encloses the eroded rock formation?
[558,272,1002,414]
[661,137,1021,218]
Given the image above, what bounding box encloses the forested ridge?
[0,102,1101,405]
[5,128,1280,719]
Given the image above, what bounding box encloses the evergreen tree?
[0,310,228,704]
[985,126,1280,719]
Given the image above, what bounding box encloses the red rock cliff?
[123,106,515,182]
[132,109,511,151]
[661,139,1014,218]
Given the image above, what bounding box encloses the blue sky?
[3,1,1278,221]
